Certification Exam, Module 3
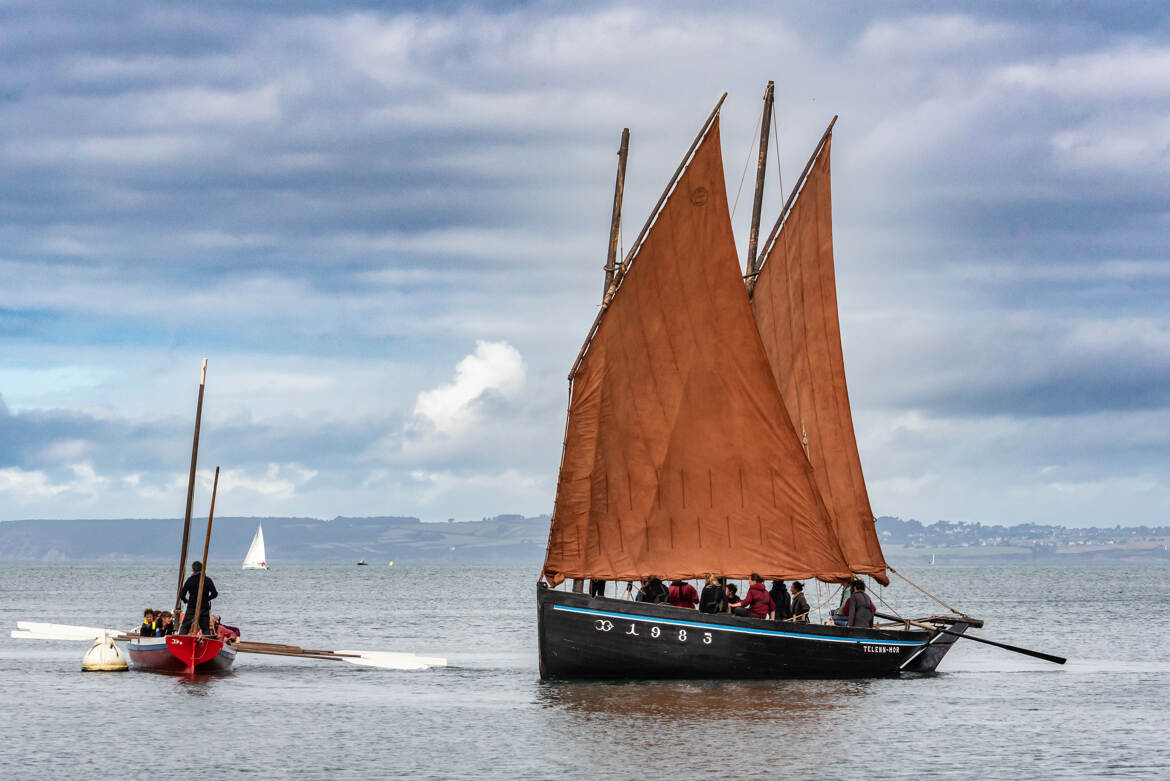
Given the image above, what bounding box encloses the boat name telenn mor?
[536,84,1063,680]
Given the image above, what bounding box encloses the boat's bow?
[167,635,227,674]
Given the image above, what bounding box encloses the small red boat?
[127,635,237,674]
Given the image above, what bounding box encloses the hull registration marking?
[553,605,923,647]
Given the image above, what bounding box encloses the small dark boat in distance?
[357,559,368,566]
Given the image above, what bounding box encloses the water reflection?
[170,671,233,695]
[537,678,874,726]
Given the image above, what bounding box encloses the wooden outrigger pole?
[172,359,207,622]
[745,80,775,284]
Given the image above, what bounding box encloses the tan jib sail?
[750,131,888,583]
[542,116,853,584]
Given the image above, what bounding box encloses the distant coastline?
[0,513,1167,565]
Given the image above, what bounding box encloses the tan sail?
[750,132,888,583]
[542,117,853,584]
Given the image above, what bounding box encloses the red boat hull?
[127,636,236,674]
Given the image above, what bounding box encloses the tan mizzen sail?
[751,128,888,584]
[542,115,853,584]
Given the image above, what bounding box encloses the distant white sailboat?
[242,524,270,570]
[930,553,936,565]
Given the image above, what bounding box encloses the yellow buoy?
[82,634,127,672]
[388,561,394,567]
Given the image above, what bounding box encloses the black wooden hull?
[537,587,968,680]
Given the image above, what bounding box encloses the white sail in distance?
[242,524,270,570]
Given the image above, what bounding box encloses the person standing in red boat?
[730,574,775,619]
[667,579,699,609]
[179,561,217,635]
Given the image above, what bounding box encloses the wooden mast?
[745,81,775,286]
[189,465,220,637]
[748,115,837,297]
[172,359,207,622]
[579,129,630,596]
[602,128,630,300]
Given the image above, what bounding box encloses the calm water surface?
[1,563,1167,779]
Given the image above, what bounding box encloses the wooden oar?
[12,621,127,641]
[235,640,446,670]
[935,628,1066,665]
[874,612,1066,665]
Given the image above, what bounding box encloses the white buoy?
[81,634,128,672]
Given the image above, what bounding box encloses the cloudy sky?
[0,1,1166,527]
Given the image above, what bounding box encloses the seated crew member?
[770,580,792,621]
[140,609,157,637]
[667,579,699,609]
[216,617,241,641]
[724,582,739,609]
[698,574,727,614]
[844,579,875,629]
[179,561,218,635]
[730,574,775,619]
[157,611,174,636]
[589,579,607,598]
[790,581,810,623]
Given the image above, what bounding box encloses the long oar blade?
[15,622,122,641]
[333,650,447,670]
[938,629,1066,665]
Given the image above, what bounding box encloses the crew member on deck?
[770,580,792,621]
[636,576,669,603]
[844,579,875,628]
[157,611,174,636]
[790,581,810,622]
[698,574,727,613]
[179,561,218,635]
[730,573,775,618]
[668,579,699,609]
[140,609,157,637]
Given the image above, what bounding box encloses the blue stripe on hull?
[552,605,923,646]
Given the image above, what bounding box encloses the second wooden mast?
[745,80,775,288]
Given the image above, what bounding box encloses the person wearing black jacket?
[698,574,728,614]
[140,608,158,637]
[636,575,669,603]
[179,561,218,635]
[770,579,792,621]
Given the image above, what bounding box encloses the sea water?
[1,563,1167,779]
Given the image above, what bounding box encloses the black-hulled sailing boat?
[536,86,981,680]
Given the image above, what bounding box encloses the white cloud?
[0,467,69,499]
[413,340,526,433]
[214,463,318,501]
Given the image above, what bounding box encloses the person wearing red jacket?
[668,579,699,609]
[731,574,775,618]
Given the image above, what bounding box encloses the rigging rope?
[772,100,785,210]
[888,566,964,616]
[730,110,763,220]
